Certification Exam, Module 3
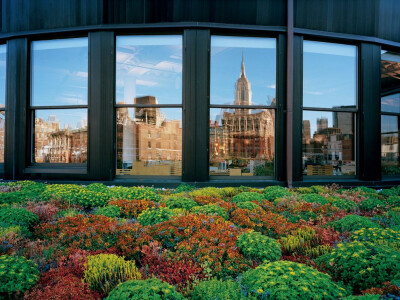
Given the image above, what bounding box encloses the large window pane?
[34,109,87,163]
[116,36,182,105]
[116,107,182,176]
[381,115,400,175]
[0,45,6,107]
[303,41,357,109]
[209,108,275,177]
[210,36,276,106]
[0,112,4,163]
[302,111,355,176]
[31,38,88,106]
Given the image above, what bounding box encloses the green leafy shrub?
[189,187,223,198]
[191,279,241,300]
[138,207,175,226]
[300,193,329,205]
[220,187,239,197]
[384,196,400,207]
[310,185,330,193]
[0,255,39,295]
[94,205,121,218]
[331,197,358,212]
[106,278,184,300]
[58,208,81,218]
[108,186,161,201]
[329,215,382,233]
[162,196,198,210]
[86,183,110,193]
[359,197,386,212]
[353,187,378,195]
[351,227,400,250]
[174,183,195,193]
[379,188,398,198]
[231,192,265,204]
[40,184,86,202]
[83,253,141,295]
[235,201,260,210]
[316,241,400,292]
[73,189,111,208]
[241,260,347,299]
[295,187,313,194]
[263,186,291,201]
[236,231,281,262]
[0,207,39,228]
[0,182,46,204]
[190,204,228,220]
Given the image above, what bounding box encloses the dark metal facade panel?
[4,38,28,179]
[88,31,115,181]
[359,43,381,181]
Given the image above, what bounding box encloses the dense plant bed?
[0,181,400,299]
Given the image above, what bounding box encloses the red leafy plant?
[140,241,206,293]
[25,201,59,222]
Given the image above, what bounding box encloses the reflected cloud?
[136,80,158,87]
[267,84,276,89]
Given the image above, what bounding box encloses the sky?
[29,37,363,131]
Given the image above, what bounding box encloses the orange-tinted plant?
[108,199,160,218]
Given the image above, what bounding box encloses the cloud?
[154,61,182,73]
[75,71,88,78]
[267,84,276,89]
[304,90,323,95]
[136,80,158,87]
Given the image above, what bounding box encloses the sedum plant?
[83,253,141,295]
[316,241,400,292]
[0,207,39,229]
[191,279,241,300]
[190,204,228,220]
[328,215,382,233]
[241,260,347,299]
[138,207,176,226]
[93,205,121,218]
[0,255,39,296]
[231,192,265,204]
[236,231,281,262]
[106,278,184,300]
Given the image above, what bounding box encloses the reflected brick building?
[34,116,87,163]
[210,55,274,175]
[116,96,182,176]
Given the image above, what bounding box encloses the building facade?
[0,0,400,187]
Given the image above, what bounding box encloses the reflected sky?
[31,38,88,107]
[35,109,87,130]
[0,45,6,107]
[303,41,357,109]
[211,36,276,106]
[116,36,182,105]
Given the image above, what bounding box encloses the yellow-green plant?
[351,227,400,250]
[83,254,141,295]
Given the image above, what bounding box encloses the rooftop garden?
[1,181,400,299]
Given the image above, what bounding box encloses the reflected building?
[116,96,182,176]
[302,110,355,175]
[34,116,87,163]
[210,54,275,176]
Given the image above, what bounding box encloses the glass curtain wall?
[302,41,357,177]
[381,50,400,176]
[209,36,276,178]
[0,45,6,164]
[30,38,88,164]
[115,35,183,177]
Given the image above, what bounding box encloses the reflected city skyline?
[34,111,87,163]
[210,47,275,177]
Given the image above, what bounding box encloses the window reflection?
[210,36,276,106]
[381,115,400,174]
[116,36,182,105]
[0,45,6,107]
[34,109,87,163]
[302,111,355,176]
[381,50,400,175]
[0,111,4,163]
[31,38,88,106]
[303,41,357,109]
[116,106,182,176]
[210,108,274,176]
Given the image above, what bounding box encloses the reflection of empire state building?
[211,54,275,162]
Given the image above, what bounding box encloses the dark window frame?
[300,38,360,180]
[114,33,184,180]
[26,35,89,172]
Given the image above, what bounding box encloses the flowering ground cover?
[1,181,400,299]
